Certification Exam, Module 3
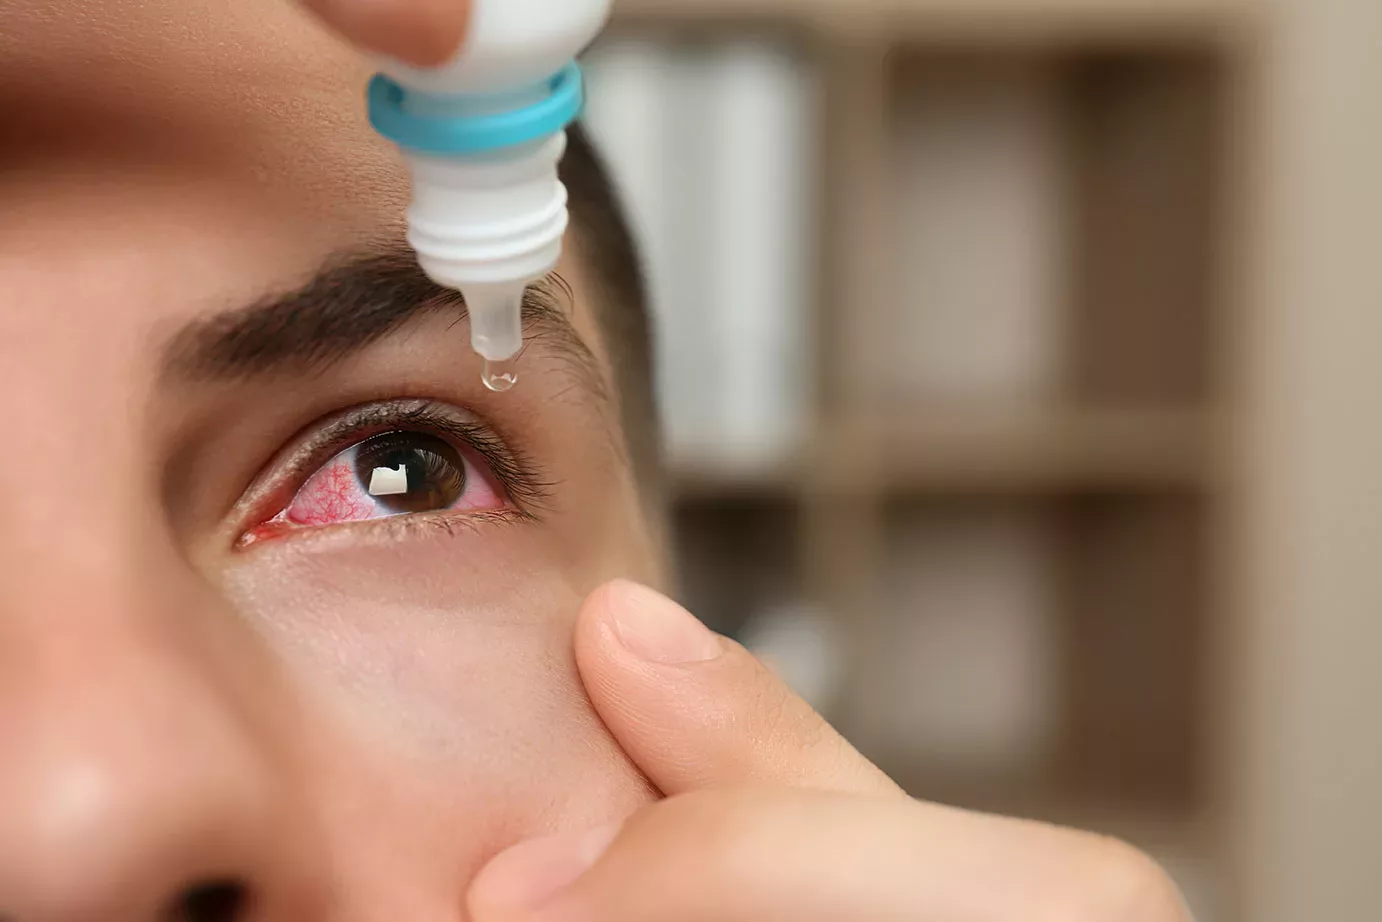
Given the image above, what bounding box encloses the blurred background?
[582,1,1382,920]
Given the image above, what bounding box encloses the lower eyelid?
[239,506,527,551]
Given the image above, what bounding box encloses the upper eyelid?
[275,400,477,482]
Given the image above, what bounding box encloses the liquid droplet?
[482,358,518,393]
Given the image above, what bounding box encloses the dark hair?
[560,123,664,502]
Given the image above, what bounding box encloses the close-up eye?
[239,402,541,547]
[286,430,503,525]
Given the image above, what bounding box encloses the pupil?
[354,432,467,514]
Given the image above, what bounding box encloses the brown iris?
[353,432,467,514]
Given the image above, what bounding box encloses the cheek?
[219,543,656,904]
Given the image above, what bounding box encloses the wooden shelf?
[612,0,1249,43]
[875,757,1206,828]
[670,408,1215,500]
[822,407,1215,494]
[670,458,807,502]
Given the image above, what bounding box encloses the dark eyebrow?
[161,245,605,399]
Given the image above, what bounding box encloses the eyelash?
[235,400,553,548]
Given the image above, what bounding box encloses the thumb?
[295,0,471,67]
[574,580,900,797]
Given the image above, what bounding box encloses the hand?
[295,0,471,67]
[468,581,1192,922]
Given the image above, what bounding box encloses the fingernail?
[609,581,722,665]
[471,824,620,913]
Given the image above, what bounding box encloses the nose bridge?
[0,516,325,921]
[0,316,326,920]
[0,361,199,663]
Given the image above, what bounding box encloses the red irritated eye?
[245,431,505,543]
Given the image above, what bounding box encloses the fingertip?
[582,579,656,616]
[580,581,723,667]
[296,0,469,67]
[574,583,900,797]
[572,580,627,656]
[573,580,663,660]
[577,579,638,627]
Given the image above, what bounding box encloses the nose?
[0,568,324,922]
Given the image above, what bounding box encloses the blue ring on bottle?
[368,61,584,157]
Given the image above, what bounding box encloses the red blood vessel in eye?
[289,461,374,526]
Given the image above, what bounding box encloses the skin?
[0,0,1190,919]
[0,0,658,918]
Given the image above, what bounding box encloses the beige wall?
[1233,0,1382,918]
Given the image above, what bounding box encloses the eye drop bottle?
[367,0,613,391]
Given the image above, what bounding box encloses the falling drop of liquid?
[482,358,518,393]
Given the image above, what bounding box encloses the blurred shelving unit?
[671,409,1213,497]
[586,1,1382,920]
[614,0,1247,41]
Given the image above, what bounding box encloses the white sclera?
[369,466,411,497]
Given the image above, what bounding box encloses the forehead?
[0,0,397,307]
[1,0,401,214]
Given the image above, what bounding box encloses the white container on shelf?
[583,39,698,447]
[702,40,816,471]
[660,45,728,463]
[585,41,715,460]
[584,39,815,474]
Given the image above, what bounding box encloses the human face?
[0,1,662,918]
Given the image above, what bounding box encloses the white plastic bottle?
[368,0,613,391]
